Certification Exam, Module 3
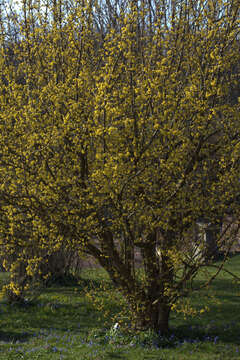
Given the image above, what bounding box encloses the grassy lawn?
[0,256,240,359]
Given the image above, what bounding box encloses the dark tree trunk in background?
[154,303,171,334]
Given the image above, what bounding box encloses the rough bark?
[130,298,171,334]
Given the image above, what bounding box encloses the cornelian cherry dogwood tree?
[0,0,240,333]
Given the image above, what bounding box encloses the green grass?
[0,256,240,359]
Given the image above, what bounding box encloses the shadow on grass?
[0,330,31,343]
[44,273,80,287]
[0,286,106,336]
[42,277,106,294]
[105,352,126,359]
[169,278,240,347]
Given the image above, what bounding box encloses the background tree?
[0,0,240,333]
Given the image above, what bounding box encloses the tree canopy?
[0,0,240,333]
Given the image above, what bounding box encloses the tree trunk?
[154,303,170,334]
[131,299,171,334]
